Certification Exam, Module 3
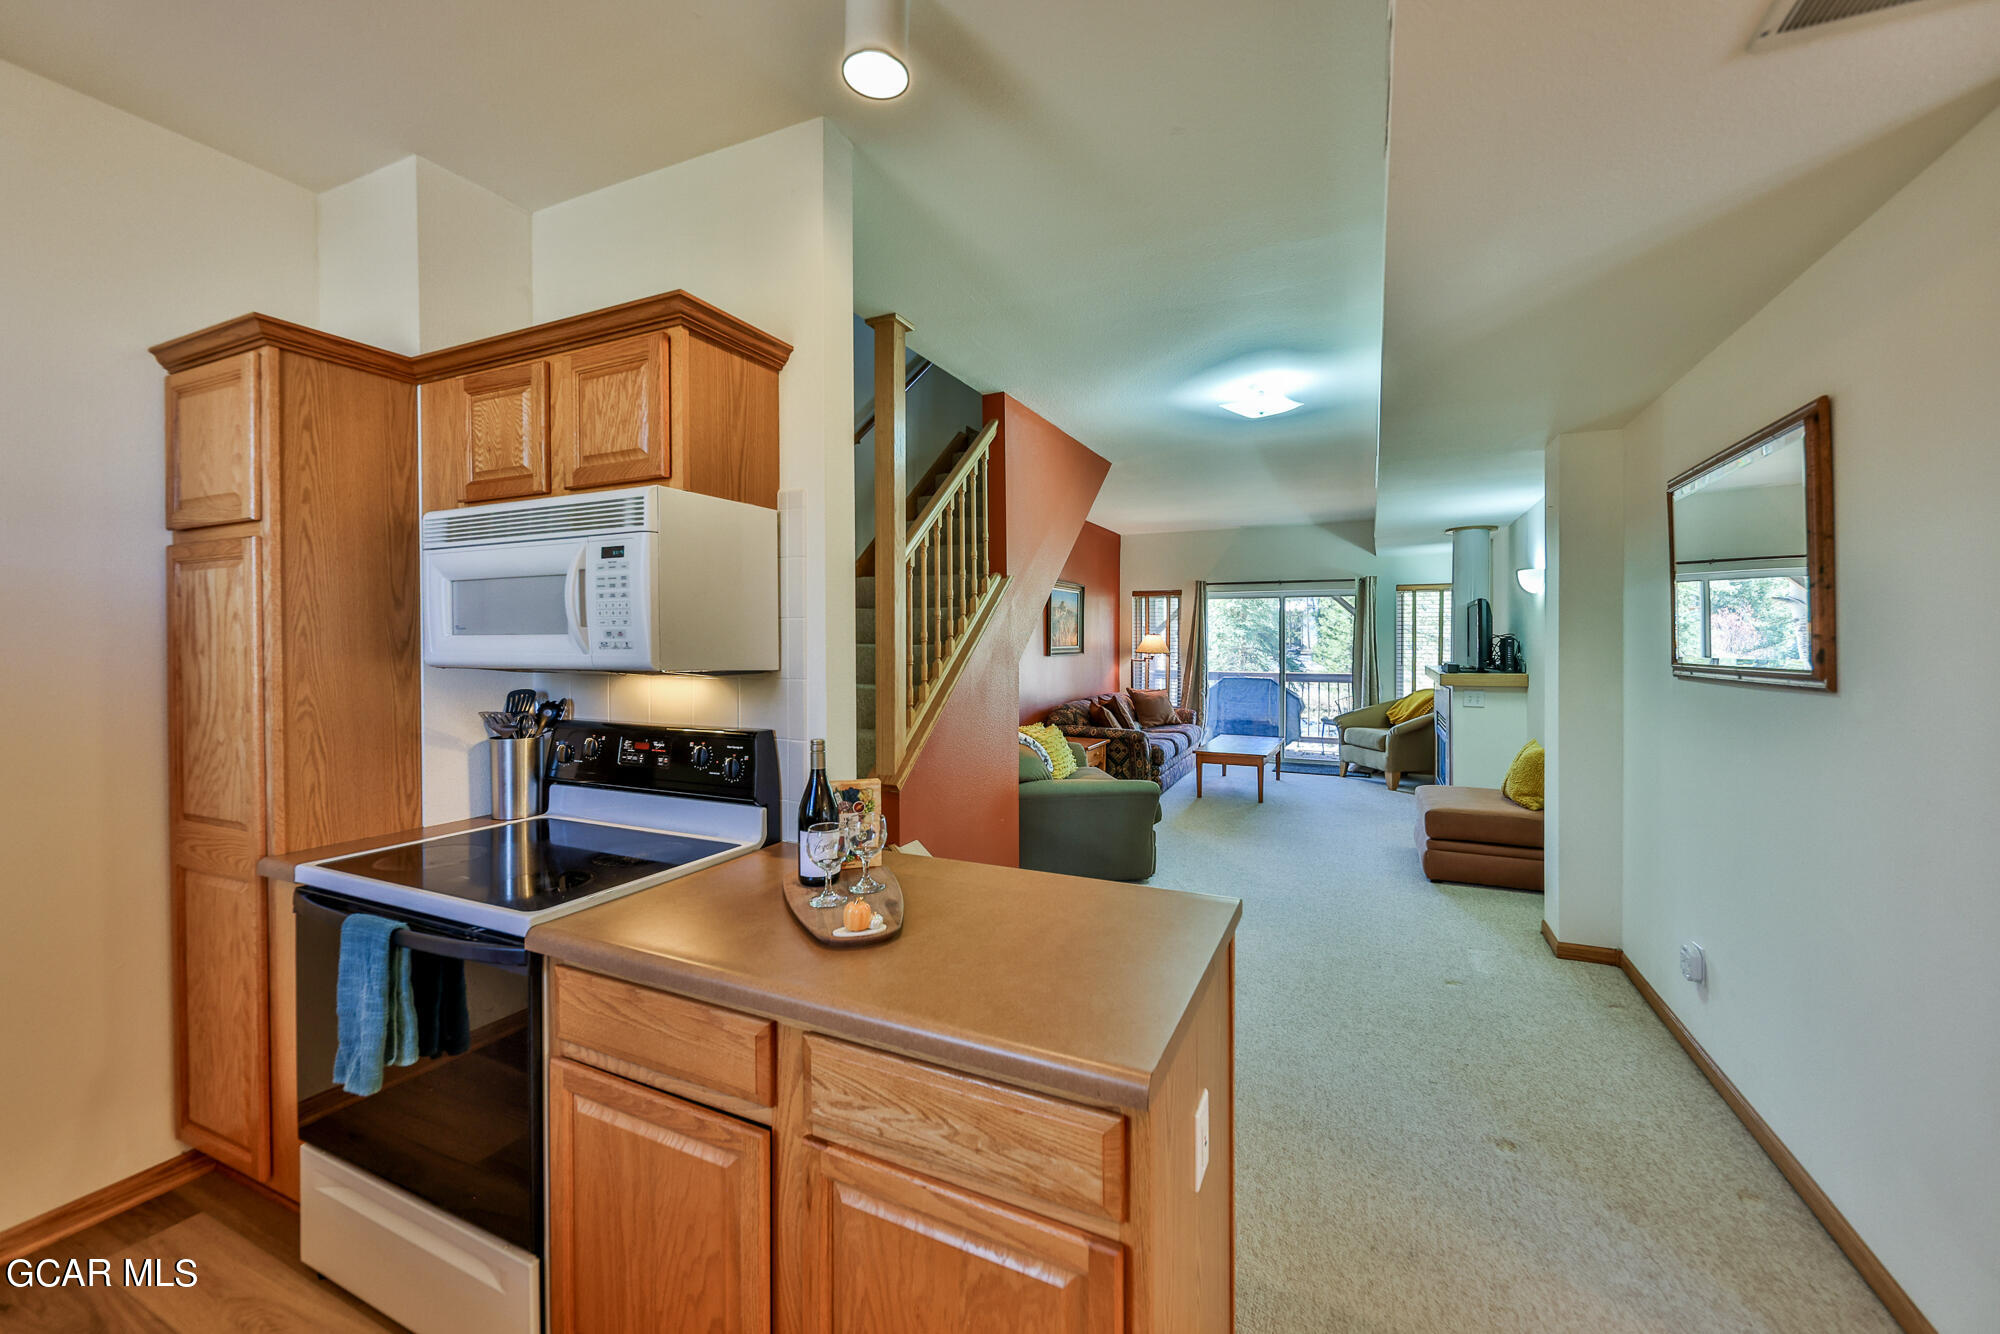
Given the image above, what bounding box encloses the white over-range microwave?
[421,485,778,672]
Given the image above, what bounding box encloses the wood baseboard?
[0,1150,212,1262]
[1539,919,1622,966]
[1617,958,1934,1334]
[1538,921,1933,1331]
[210,1160,300,1213]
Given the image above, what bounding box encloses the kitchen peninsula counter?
[527,843,1241,1110]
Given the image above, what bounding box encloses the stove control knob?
[691,743,713,769]
[722,756,744,783]
[555,740,576,765]
[581,735,603,762]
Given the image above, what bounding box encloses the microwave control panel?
[587,538,649,666]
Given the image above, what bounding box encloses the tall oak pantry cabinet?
[154,317,422,1196]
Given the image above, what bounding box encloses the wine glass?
[803,822,847,909]
[843,810,887,895]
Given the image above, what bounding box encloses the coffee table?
[1195,734,1283,802]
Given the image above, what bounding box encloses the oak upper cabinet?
[166,536,270,1178]
[548,1058,771,1334]
[152,315,423,1197]
[554,333,668,491]
[801,1143,1124,1334]
[165,348,264,529]
[419,293,789,513]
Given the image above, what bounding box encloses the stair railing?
[866,314,1006,782]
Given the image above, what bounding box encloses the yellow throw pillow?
[1385,689,1435,725]
[1024,723,1077,780]
[1503,739,1545,811]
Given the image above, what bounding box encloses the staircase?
[855,422,1000,781]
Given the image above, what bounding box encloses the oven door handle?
[295,892,531,968]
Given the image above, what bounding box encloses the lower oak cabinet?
[548,1057,771,1334]
[802,1142,1124,1334]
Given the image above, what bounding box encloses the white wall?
[1616,105,2000,1329]
[1542,431,1623,948]
[1492,500,1546,733]
[1120,522,1451,707]
[500,119,855,806]
[0,58,319,1231]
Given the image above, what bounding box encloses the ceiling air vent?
[1749,0,1978,51]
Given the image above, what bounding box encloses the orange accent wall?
[889,395,1111,866]
[1019,522,1122,723]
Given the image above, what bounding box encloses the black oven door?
[294,889,541,1254]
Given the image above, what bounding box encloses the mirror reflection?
[1671,424,1809,672]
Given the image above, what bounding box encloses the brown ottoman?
[1414,785,1543,892]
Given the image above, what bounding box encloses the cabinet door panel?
[804,1144,1122,1334]
[555,334,668,491]
[549,1058,770,1334]
[167,537,271,1178]
[166,349,263,529]
[174,867,270,1175]
[168,539,262,832]
[461,362,552,503]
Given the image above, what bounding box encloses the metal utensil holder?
[489,734,552,820]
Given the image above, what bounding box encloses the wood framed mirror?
[1667,397,1835,691]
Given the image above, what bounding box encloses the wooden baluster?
[957,486,969,631]
[948,489,961,639]
[961,483,973,623]
[978,455,991,594]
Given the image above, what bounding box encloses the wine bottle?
[796,739,838,885]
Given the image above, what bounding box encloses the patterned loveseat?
[1044,691,1202,791]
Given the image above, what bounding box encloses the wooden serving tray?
[780,864,904,947]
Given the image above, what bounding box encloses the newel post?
[867,313,912,777]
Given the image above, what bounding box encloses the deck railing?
[1204,670,1356,757]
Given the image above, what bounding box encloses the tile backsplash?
[422,489,811,820]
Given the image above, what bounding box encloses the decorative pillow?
[1017,732,1054,777]
[1129,688,1176,727]
[1023,722,1077,780]
[1385,689,1435,725]
[1502,739,1545,811]
[1100,693,1141,730]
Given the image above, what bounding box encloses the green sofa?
[1018,743,1162,882]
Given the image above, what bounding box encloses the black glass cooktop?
[319,819,737,913]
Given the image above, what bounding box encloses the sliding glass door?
[1204,585,1356,765]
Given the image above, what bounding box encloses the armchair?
[1333,700,1435,792]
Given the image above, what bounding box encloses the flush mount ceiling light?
[843,0,910,99]
[1219,385,1303,419]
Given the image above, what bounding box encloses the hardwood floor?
[0,1171,404,1333]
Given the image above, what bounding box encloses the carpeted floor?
[1146,766,1896,1334]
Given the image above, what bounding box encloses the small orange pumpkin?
[842,898,874,933]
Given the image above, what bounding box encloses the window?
[1674,567,1810,671]
[1200,583,1357,760]
[1395,584,1450,696]
[1130,590,1182,703]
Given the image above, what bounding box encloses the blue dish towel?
[332,913,419,1095]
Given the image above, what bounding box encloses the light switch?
[1194,1088,1210,1190]
[1462,690,1486,707]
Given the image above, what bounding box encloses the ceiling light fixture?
[1219,386,1303,419]
[843,0,910,99]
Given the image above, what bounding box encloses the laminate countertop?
[528,844,1242,1110]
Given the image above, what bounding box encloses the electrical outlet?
[1680,942,1706,985]
[1462,690,1486,707]
[1194,1088,1210,1191]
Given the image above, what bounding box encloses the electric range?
[290,721,781,1334]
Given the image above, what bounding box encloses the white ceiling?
[0,0,1393,538]
[1375,0,2000,549]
